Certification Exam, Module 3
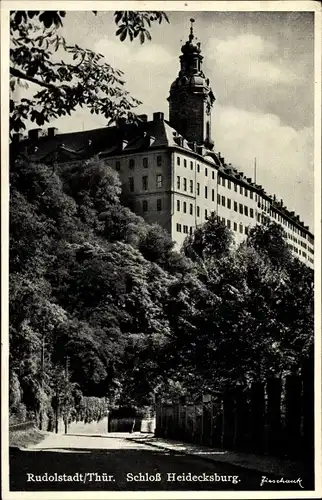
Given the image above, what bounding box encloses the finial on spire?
[189,18,195,41]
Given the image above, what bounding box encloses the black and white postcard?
[1,1,321,499]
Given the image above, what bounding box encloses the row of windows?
[177,157,216,179]
[129,175,163,192]
[177,200,194,215]
[140,199,163,212]
[122,156,163,170]
[176,223,194,234]
[218,195,255,218]
[218,176,255,200]
[177,176,194,193]
[287,243,310,260]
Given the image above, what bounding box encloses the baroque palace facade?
[12,21,314,268]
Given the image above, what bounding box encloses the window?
[183,201,187,213]
[177,200,180,212]
[257,214,261,223]
[239,223,243,233]
[157,199,162,211]
[234,201,238,212]
[143,157,148,168]
[222,217,225,225]
[250,191,253,199]
[197,183,200,195]
[156,174,163,188]
[239,203,243,215]
[190,161,193,170]
[129,158,135,169]
[205,186,208,199]
[212,189,215,202]
[222,178,226,187]
[197,164,200,172]
[234,183,237,192]
[190,227,193,234]
[183,225,188,234]
[244,206,248,217]
[190,203,193,215]
[221,195,225,207]
[177,176,180,189]
[245,189,248,197]
[217,194,221,204]
[157,155,162,166]
[183,178,187,191]
[212,171,215,180]
[205,209,208,219]
[227,219,231,229]
[116,161,121,171]
[227,198,231,209]
[142,176,148,190]
[250,208,254,218]
[197,206,200,217]
[129,177,134,192]
[228,180,231,189]
[184,159,187,168]
[190,180,193,193]
[177,156,180,166]
[143,200,148,212]
[218,177,221,186]
[176,223,182,232]
[205,167,208,177]
[234,222,237,231]
[245,226,248,235]
[240,186,243,195]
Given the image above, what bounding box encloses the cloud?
[206,34,298,85]
[213,105,313,229]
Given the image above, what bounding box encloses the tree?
[183,212,234,263]
[10,11,169,135]
[246,220,292,269]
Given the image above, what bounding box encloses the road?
[9,431,305,492]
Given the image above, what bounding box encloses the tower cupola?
[168,19,215,150]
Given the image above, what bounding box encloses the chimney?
[12,133,23,143]
[48,127,58,137]
[247,177,251,183]
[138,114,148,122]
[153,112,164,122]
[28,128,42,140]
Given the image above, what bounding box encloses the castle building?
[11,20,314,268]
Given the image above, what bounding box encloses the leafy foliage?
[10,10,169,134]
[9,154,313,422]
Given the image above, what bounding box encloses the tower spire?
[189,18,195,42]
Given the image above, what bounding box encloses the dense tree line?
[9,154,314,425]
[9,9,313,425]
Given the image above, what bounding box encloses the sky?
[15,9,315,230]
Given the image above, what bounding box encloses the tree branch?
[10,67,59,91]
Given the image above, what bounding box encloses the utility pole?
[64,356,70,435]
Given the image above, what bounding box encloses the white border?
[1,2,321,499]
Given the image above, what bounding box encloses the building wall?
[170,150,218,247]
[105,150,172,233]
[104,147,314,268]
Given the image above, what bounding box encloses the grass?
[9,428,48,449]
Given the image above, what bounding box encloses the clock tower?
[168,19,215,150]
